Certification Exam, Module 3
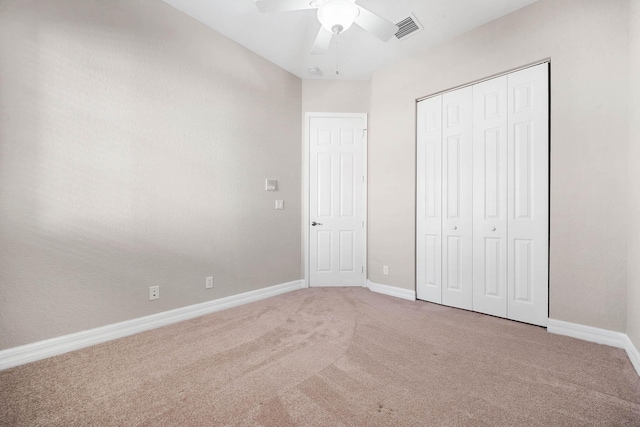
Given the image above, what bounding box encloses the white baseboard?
[548,318,640,378]
[366,280,416,301]
[625,335,640,377]
[0,280,305,371]
[547,318,627,348]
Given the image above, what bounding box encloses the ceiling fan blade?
[255,0,316,13]
[354,6,398,42]
[311,27,333,55]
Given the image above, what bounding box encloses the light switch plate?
[265,179,277,191]
[275,200,284,210]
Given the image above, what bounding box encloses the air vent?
[395,13,423,40]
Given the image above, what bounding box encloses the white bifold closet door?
[416,87,473,310]
[441,87,473,310]
[416,63,548,327]
[472,75,509,318]
[506,65,549,326]
[416,96,443,304]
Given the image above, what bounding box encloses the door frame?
[303,112,368,288]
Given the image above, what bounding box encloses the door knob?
[452,226,457,230]
[491,227,496,231]
[311,221,323,226]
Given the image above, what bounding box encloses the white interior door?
[507,64,549,326]
[441,87,473,310]
[416,95,443,303]
[309,115,366,287]
[472,75,508,318]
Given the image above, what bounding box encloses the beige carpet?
[1,287,639,426]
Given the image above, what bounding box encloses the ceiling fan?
[255,0,398,55]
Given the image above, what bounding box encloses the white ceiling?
[160,0,539,80]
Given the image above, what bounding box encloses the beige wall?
[628,0,640,348]
[0,0,302,350]
[369,0,630,331]
[301,79,371,114]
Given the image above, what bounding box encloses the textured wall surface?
[628,0,640,348]
[301,80,371,114]
[0,0,302,350]
[368,0,630,331]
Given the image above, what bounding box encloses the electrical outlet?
[206,276,213,289]
[383,266,389,275]
[149,285,159,300]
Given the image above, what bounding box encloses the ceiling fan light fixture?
[317,0,359,34]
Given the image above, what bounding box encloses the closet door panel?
[507,63,549,327]
[442,87,473,310]
[473,76,508,317]
[416,96,442,303]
